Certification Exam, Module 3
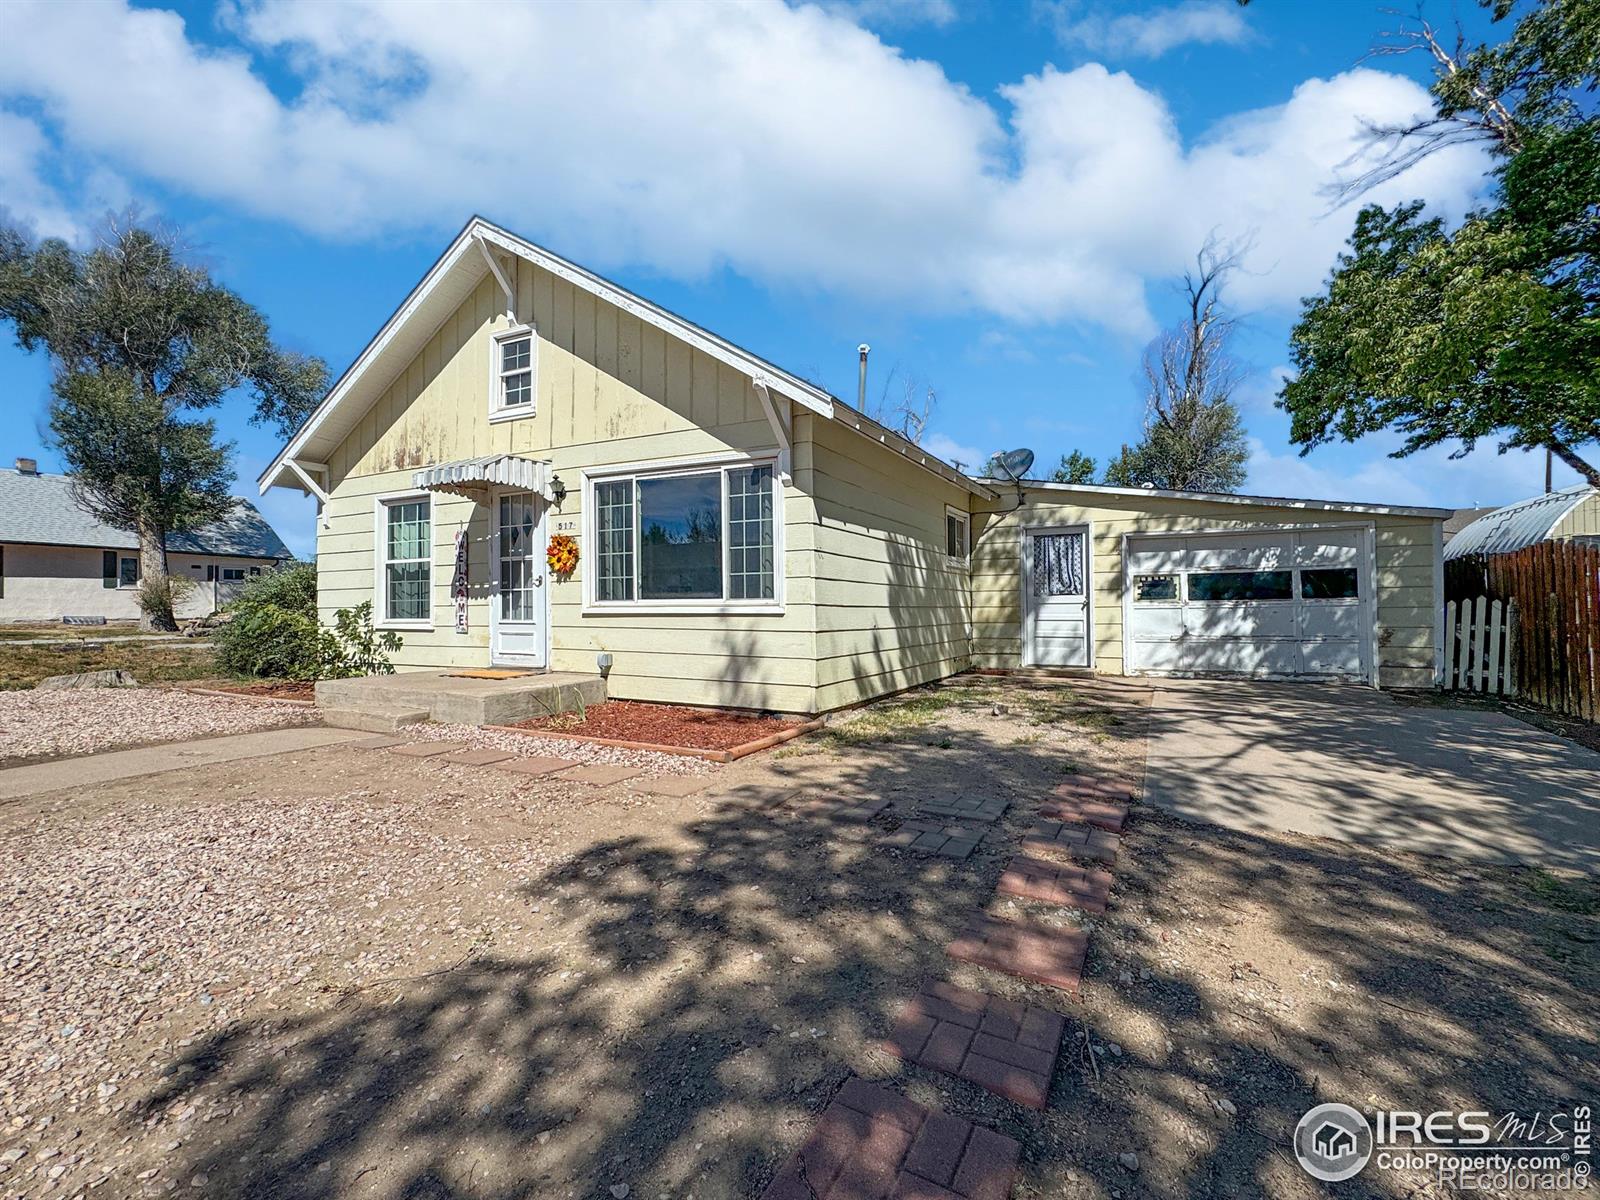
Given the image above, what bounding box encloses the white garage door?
[1126,528,1372,681]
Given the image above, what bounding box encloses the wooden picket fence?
[1443,596,1516,695]
[1447,540,1600,722]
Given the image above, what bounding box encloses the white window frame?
[373,491,435,631]
[944,505,970,564]
[581,452,785,616]
[488,323,537,423]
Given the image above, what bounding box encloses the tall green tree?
[1050,450,1098,484]
[0,220,327,628]
[1282,0,1600,486]
[1103,242,1250,492]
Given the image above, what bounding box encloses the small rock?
[1,1149,26,1164]
[1216,1097,1237,1116]
[1119,1152,1140,1172]
[1108,1042,1123,1056]
[189,1174,209,1188]
[96,1084,117,1100]
[610,1186,630,1199]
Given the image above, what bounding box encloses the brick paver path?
[493,755,580,777]
[913,796,1009,825]
[1037,797,1126,834]
[882,820,982,859]
[439,747,515,767]
[632,775,715,797]
[556,763,642,786]
[995,855,1113,914]
[1050,775,1136,804]
[388,741,467,758]
[883,981,1066,1109]
[762,1077,1019,1200]
[1021,820,1120,864]
[947,914,1089,993]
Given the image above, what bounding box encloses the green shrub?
[214,564,402,680]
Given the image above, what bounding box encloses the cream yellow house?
[260,218,1449,713]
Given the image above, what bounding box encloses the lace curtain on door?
[1033,533,1084,597]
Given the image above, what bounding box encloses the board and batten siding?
[316,262,820,712]
[970,491,1442,689]
[802,414,973,711]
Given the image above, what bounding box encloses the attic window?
[490,326,535,420]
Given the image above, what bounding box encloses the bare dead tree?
[1332,8,1521,201]
[870,365,937,445]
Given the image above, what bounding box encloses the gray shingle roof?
[0,469,293,560]
[1443,485,1595,560]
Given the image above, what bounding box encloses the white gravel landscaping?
[408,720,717,776]
[0,689,318,765]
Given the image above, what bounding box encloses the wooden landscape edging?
[482,717,826,763]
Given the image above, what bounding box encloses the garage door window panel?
[1134,574,1177,602]
[1187,570,1294,602]
[1301,567,1359,599]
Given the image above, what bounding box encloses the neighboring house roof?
[987,478,1454,520]
[0,469,293,559]
[259,215,995,501]
[1443,506,1500,538]
[1443,484,1596,560]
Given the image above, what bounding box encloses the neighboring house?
[259,217,1449,713]
[1443,485,1600,560]
[0,461,293,623]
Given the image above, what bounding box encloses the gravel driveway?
[0,689,317,767]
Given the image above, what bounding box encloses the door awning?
[412,454,556,501]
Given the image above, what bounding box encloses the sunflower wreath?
[546,533,579,577]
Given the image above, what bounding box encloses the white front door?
[1024,526,1091,667]
[490,490,547,668]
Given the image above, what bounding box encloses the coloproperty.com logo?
[1293,1102,1592,1191]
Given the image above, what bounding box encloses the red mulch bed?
[210,680,317,702]
[513,700,805,751]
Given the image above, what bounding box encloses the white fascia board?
[988,478,1452,519]
[259,222,484,492]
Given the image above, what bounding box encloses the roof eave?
[983,478,1453,519]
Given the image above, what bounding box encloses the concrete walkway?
[0,726,364,802]
[1142,680,1600,871]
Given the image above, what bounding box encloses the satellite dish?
[988,448,1035,481]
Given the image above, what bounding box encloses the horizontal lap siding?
[319,261,818,711]
[806,417,971,711]
[970,492,1442,688]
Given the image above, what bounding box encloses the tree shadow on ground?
[136,679,1596,1200]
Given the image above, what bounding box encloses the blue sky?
[0,0,1580,558]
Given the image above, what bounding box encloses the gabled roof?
[259,216,993,500]
[986,477,1454,519]
[1443,484,1596,559]
[0,469,292,559]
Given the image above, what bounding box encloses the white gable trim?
[259,217,836,495]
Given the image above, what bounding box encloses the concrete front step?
[321,705,431,734]
[314,670,606,727]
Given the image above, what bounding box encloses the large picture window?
[381,496,432,624]
[588,461,779,609]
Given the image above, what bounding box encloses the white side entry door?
[1023,526,1091,667]
[490,490,548,668]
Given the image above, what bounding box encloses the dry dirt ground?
[0,677,1595,1200]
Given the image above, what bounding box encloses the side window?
[945,509,969,560]
[491,327,535,417]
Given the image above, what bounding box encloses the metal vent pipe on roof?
[857,343,870,409]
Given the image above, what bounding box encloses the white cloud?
[1047,0,1254,59]
[1245,437,1583,511]
[0,112,84,241]
[922,431,989,472]
[0,0,1489,334]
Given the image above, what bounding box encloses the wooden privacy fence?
[1444,596,1516,695]
[1448,540,1600,722]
